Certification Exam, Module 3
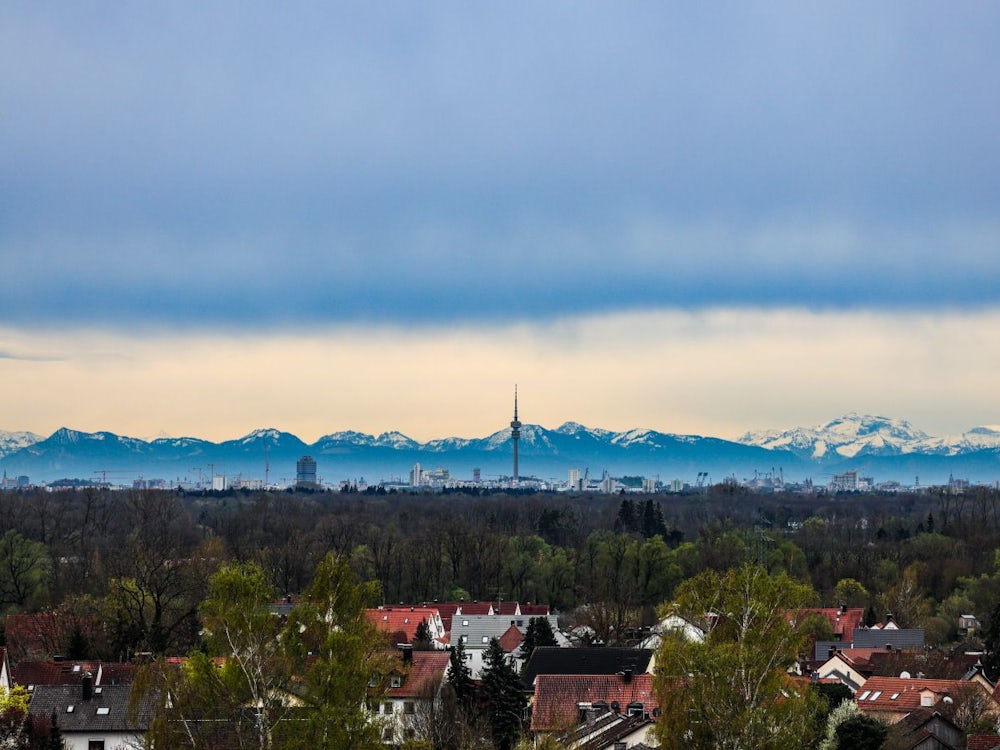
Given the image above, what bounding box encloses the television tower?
[510,385,522,484]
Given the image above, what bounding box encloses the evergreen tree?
[413,618,433,650]
[614,499,636,534]
[520,617,557,669]
[48,710,65,750]
[447,638,475,714]
[480,639,526,750]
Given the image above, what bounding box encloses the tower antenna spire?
[510,385,522,485]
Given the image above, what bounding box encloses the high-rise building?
[296,455,318,488]
[510,386,522,484]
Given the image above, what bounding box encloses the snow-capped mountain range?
[738,413,1000,459]
[0,414,998,485]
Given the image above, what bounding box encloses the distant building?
[296,455,318,488]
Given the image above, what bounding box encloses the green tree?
[447,637,475,715]
[0,530,51,611]
[653,564,825,750]
[413,618,433,650]
[143,561,292,750]
[519,617,557,668]
[833,578,870,608]
[835,713,886,749]
[480,638,526,750]
[278,553,391,749]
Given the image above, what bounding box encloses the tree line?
[0,485,998,659]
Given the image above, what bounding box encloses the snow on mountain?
[372,431,420,450]
[554,422,614,440]
[0,430,43,459]
[739,413,935,459]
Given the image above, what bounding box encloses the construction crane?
[92,470,138,487]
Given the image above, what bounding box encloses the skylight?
[858,690,871,700]
[66,705,75,713]
[869,691,882,701]
[96,707,110,715]
[890,692,899,700]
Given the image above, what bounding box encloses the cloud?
[2,4,999,330]
[1,307,998,443]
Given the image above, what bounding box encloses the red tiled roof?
[497,625,524,654]
[855,676,995,715]
[386,651,450,699]
[13,661,102,689]
[795,608,866,642]
[519,604,551,616]
[531,674,657,732]
[968,735,1000,750]
[365,607,440,644]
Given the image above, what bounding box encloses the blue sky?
[2,3,999,443]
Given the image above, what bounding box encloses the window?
[383,702,392,715]
[96,707,110,715]
[88,742,105,750]
[482,636,489,643]
[404,702,416,715]
[390,676,403,688]
[66,705,75,713]
[868,691,882,701]
[890,693,900,700]
[857,690,871,701]
[614,744,627,750]
[462,620,469,626]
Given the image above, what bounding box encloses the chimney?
[622,668,633,684]
[839,603,847,615]
[828,646,836,659]
[399,644,413,665]
[81,672,94,702]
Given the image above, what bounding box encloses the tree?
[0,685,30,749]
[835,714,886,750]
[519,617,557,668]
[480,638,526,750]
[413,618,433,650]
[447,637,475,715]
[0,530,50,612]
[143,561,292,750]
[653,564,825,750]
[278,553,392,749]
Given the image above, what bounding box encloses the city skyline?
[2,4,999,443]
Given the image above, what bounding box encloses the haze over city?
[2,3,999,444]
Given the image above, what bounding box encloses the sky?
[2,2,999,443]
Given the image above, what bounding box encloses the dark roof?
[27,683,155,734]
[521,647,653,689]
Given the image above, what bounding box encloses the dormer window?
[390,676,403,688]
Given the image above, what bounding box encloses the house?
[854,675,999,724]
[815,626,925,660]
[814,648,881,692]
[883,707,964,750]
[637,612,705,649]
[12,660,137,693]
[26,673,154,750]
[369,647,450,745]
[0,648,10,691]
[365,606,448,648]
[530,672,658,744]
[793,606,866,642]
[450,614,556,678]
[521,647,655,691]
[558,709,656,749]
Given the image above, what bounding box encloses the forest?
[0,483,998,661]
